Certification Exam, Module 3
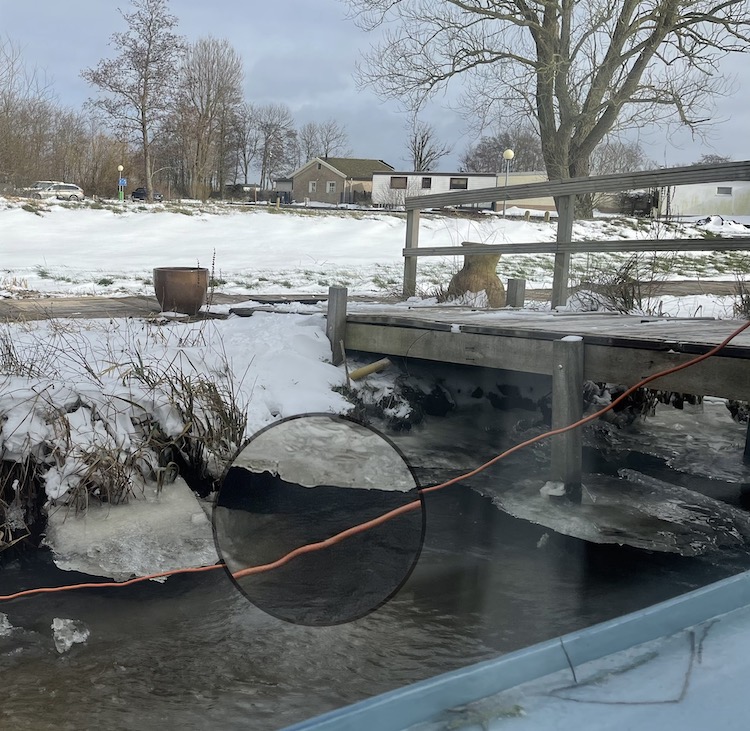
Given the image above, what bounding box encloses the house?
[289,157,395,205]
[664,180,750,217]
[371,170,554,210]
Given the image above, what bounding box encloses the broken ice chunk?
[540,481,566,497]
[51,618,89,654]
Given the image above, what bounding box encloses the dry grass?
[734,276,750,319]
[0,458,38,549]
[0,318,249,550]
[572,252,679,315]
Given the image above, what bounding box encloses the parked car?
[131,187,164,202]
[25,180,64,192]
[29,182,85,201]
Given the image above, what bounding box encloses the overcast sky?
[2,0,749,177]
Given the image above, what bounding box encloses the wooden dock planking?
[343,307,750,401]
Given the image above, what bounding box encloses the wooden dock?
[334,298,750,492]
[342,305,750,401]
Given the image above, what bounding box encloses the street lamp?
[117,164,125,203]
[502,148,514,218]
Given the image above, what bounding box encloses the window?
[717,186,733,196]
[308,181,317,193]
[449,177,468,190]
[390,176,408,189]
[421,177,432,189]
[327,181,336,194]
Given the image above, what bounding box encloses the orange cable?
[2,318,749,602]
[0,564,222,602]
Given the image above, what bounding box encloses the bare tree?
[178,36,243,199]
[407,120,451,171]
[298,119,351,161]
[692,153,732,165]
[317,119,351,158]
[233,103,261,185]
[82,0,184,200]
[346,0,750,214]
[590,138,652,176]
[255,103,296,189]
[0,36,57,187]
[460,124,544,172]
[589,136,652,209]
[298,121,321,162]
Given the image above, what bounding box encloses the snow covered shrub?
[44,404,149,512]
[126,354,248,494]
[0,318,249,532]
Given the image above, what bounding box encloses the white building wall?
[371,171,553,209]
[372,172,498,207]
[668,181,750,217]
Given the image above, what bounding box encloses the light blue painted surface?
[282,569,750,731]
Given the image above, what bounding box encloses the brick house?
[289,157,395,205]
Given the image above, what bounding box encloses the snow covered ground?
[1,197,749,576]
[1,196,749,301]
[407,600,750,731]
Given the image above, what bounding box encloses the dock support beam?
[506,278,526,308]
[326,286,348,366]
[550,336,584,501]
[403,208,420,298]
[745,419,750,465]
[551,194,574,309]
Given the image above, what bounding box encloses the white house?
[666,181,750,217]
[371,170,553,210]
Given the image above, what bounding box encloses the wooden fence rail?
[402,237,750,258]
[402,160,750,306]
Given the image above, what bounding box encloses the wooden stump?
[446,242,506,307]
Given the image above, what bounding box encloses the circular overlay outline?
[212,412,426,626]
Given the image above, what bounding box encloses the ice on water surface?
[0,612,14,637]
[51,618,89,654]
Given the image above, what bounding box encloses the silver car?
[31,182,85,202]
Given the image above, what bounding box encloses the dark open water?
[2,400,750,730]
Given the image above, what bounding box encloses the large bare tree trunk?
[347,0,750,219]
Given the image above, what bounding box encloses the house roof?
[291,157,395,180]
[322,158,394,178]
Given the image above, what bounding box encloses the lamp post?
[502,149,514,218]
[117,164,125,203]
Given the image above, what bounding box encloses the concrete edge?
[281,569,750,731]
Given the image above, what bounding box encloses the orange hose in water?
[2,318,749,602]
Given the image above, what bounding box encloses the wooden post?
[506,278,526,308]
[403,208,420,298]
[326,286,348,366]
[551,194,574,308]
[744,419,750,465]
[550,336,584,501]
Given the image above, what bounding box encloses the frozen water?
[44,478,219,580]
[494,470,750,556]
[233,415,416,491]
[51,618,89,654]
[0,612,14,637]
